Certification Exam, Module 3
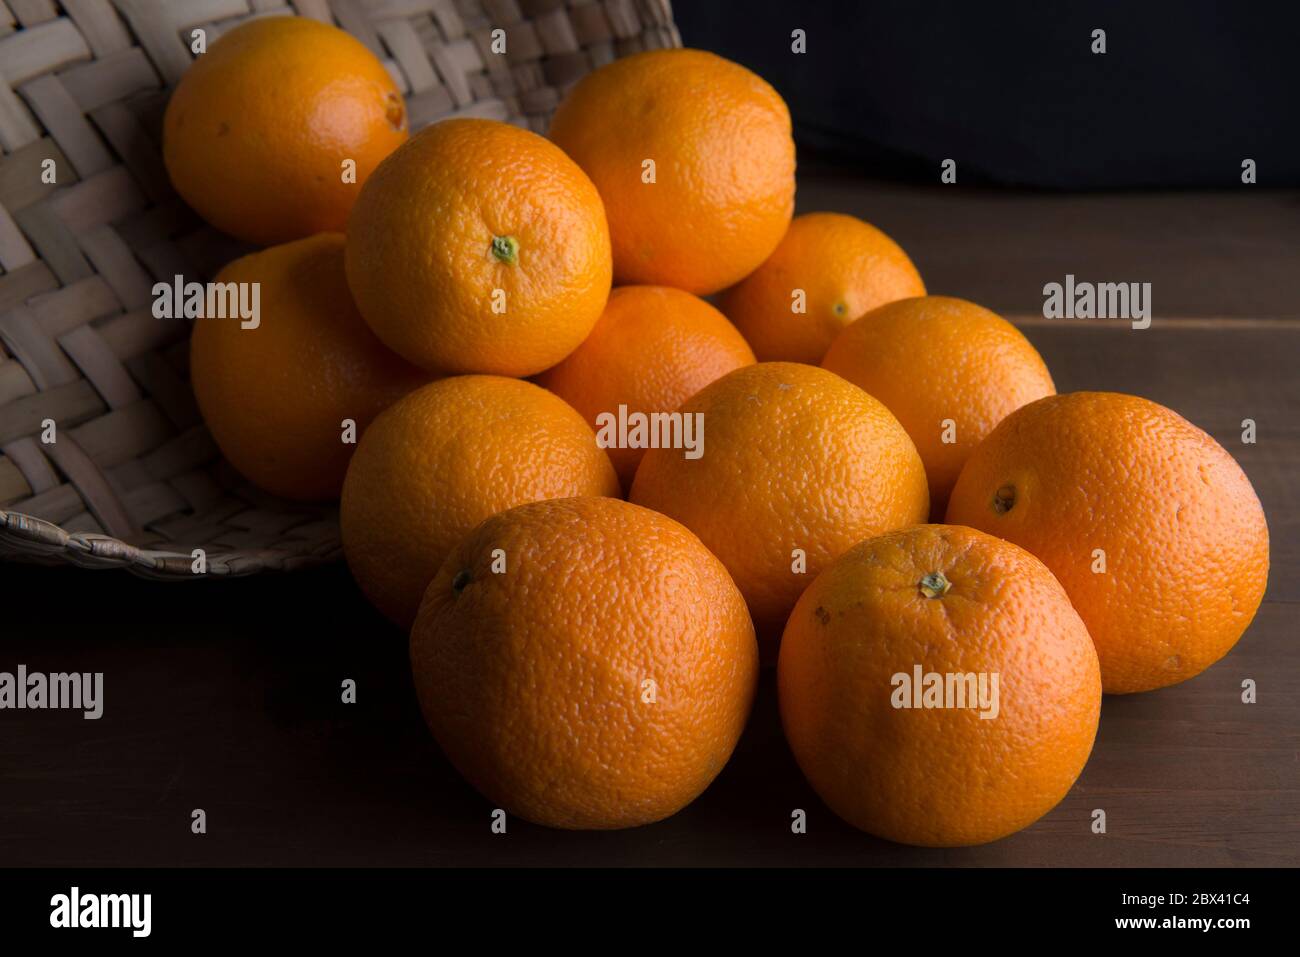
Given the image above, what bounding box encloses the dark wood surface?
[799,168,1300,321]
[2,179,1298,867]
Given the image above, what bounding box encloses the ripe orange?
[946,392,1270,693]
[629,362,929,655]
[412,496,758,829]
[163,17,408,245]
[345,118,612,377]
[189,233,427,501]
[535,285,756,489]
[341,376,619,628]
[822,295,1055,516]
[718,212,925,363]
[779,524,1101,846]
[549,48,795,295]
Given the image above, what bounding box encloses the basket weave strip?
[0,0,680,578]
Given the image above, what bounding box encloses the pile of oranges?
[166,19,1269,845]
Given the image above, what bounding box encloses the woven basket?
[0,0,679,579]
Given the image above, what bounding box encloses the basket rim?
[0,506,341,578]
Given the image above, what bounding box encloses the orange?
[412,496,758,830]
[189,233,427,501]
[629,362,929,655]
[345,118,612,377]
[341,376,619,628]
[718,212,925,363]
[946,392,1270,694]
[779,524,1101,846]
[163,17,408,245]
[549,48,795,295]
[822,295,1055,516]
[535,285,756,489]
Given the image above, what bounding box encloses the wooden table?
[2,177,1297,867]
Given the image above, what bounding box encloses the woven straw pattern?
[0,0,679,579]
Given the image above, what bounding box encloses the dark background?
[675,0,1300,187]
